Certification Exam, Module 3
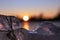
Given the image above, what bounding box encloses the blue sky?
[0,0,60,18]
[0,0,59,10]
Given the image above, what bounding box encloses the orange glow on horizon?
[0,10,58,19]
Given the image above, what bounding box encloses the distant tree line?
[29,10,60,21]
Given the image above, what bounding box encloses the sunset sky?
[0,0,60,18]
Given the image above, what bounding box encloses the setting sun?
[23,16,29,21]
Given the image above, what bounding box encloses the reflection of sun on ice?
[23,22,29,30]
[23,16,29,21]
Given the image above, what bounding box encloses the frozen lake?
[21,21,60,31]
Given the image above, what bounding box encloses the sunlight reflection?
[23,22,29,30]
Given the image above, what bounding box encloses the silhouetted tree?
[53,8,60,21]
[39,13,43,21]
